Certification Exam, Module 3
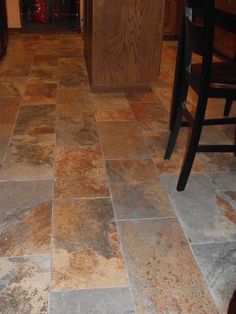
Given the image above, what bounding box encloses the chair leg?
[176,97,207,191]
[165,80,189,159]
[224,99,233,117]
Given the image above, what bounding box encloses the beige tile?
[52,198,128,290]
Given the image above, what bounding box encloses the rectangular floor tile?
[118,219,216,313]
[50,287,135,314]
[192,242,236,314]
[0,134,54,181]
[55,146,109,198]
[0,256,50,313]
[106,159,174,219]
[52,198,128,290]
[23,82,57,105]
[14,104,55,135]
[0,181,52,256]
[95,101,134,121]
[56,111,99,147]
[98,121,149,160]
[161,174,236,244]
[29,65,58,84]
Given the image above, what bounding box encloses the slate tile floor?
[0,34,235,313]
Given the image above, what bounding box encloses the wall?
[6,0,21,28]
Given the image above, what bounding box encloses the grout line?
[51,285,131,294]
[116,216,177,222]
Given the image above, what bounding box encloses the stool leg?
[165,80,189,159]
[177,97,207,191]
[224,99,233,117]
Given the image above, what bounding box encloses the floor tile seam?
[1,98,22,164]
[96,121,137,311]
[50,284,131,294]
[0,253,51,259]
[190,239,236,246]
[116,216,177,222]
[0,178,55,183]
[53,196,112,201]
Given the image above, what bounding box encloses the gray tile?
[192,242,236,314]
[106,159,174,220]
[209,172,236,192]
[50,287,135,314]
[161,173,236,244]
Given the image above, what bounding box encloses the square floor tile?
[98,121,149,160]
[106,159,175,219]
[23,82,57,105]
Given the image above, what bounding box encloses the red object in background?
[31,0,47,24]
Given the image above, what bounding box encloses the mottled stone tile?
[0,256,50,313]
[118,219,216,313]
[0,98,20,124]
[55,146,109,198]
[57,87,95,111]
[58,70,88,88]
[14,105,55,135]
[130,102,169,135]
[145,130,207,174]
[106,160,174,219]
[33,54,59,66]
[58,57,85,72]
[0,61,31,77]
[52,198,127,290]
[51,287,135,314]
[95,102,134,121]
[56,111,99,147]
[98,121,149,160]
[0,134,54,181]
[0,124,13,163]
[161,174,236,244]
[125,89,159,103]
[23,82,57,105]
[0,77,27,98]
[192,242,236,314]
[29,65,58,84]
[0,181,52,256]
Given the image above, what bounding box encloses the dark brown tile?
[0,256,50,313]
[125,89,159,103]
[14,105,56,135]
[58,70,88,88]
[0,181,52,256]
[118,219,216,313]
[56,111,99,147]
[52,198,128,290]
[29,65,58,84]
[106,160,174,219]
[0,134,54,181]
[23,82,57,105]
[0,98,20,124]
[98,121,149,160]
[55,146,109,198]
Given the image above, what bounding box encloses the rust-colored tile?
[33,54,59,66]
[0,98,20,124]
[118,219,216,313]
[130,102,169,135]
[0,77,27,98]
[0,134,54,181]
[23,82,57,105]
[0,124,13,163]
[14,105,55,135]
[56,111,99,147]
[106,160,175,219]
[0,181,52,256]
[29,65,58,84]
[55,146,109,198]
[95,99,134,121]
[98,121,149,160]
[52,198,128,290]
[58,70,88,88]
[59,58,86,72]
[125,89,159,103]
[0,256,50,313]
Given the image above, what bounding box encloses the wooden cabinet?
[0,0,8,59]
[84,0,165,91]
[163,0,180,37]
